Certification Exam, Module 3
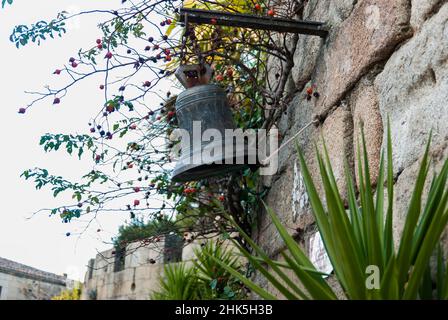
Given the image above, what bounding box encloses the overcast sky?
[0,1,172,281]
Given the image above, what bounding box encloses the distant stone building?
[0,257,70,300]
[82,234,199,300]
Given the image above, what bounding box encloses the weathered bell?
[172,83,253,182]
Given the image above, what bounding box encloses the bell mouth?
[172,162,249,182]
[171,142,258,182]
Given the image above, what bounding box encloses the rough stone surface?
[277,85,316,174]
[392,142,448,249]
[0,257,69,300]
[262,235,347,299]
[350,75,383,187]
[257,162,315,257]
[314,0,412,116]
[291,0,329,90]
[411,0,446,30]
[327,0,358,26]
[292,0,356,89]
[375,3,448,176]
[265,33,297,101]
[256,0,448,299]
[81,238,207,300]
[259,84,322,256]
[319,106,354,200]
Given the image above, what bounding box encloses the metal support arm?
[179,8,328,38]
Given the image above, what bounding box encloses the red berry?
[127,163,134,169]
[133,199,140,206]
[164,49,170,55]
[166,19,172,25]
[99,84,105,90]
[71,62,78,68]
[18,108,26,114]
[218,195,225,202]
[211,18,217,25]
[105,52,113,59]
[226,68,234,77]
[69,57,75,63]
[216,74,224,82]
[106,105,115,113]
[90,128,96,133]
[53,98,61,104]
[255,4,261,10]
[95,154,101,161]
[53,69,62,75]
[130,123,137,130]
[306,87,313,95]
[96,39,102,44]
[156,116,161,120]
[143,81,151,87]
[97,44,103,50]
[165,55,172,62]
[167,111,175,118]
[133,187,141,193]
[267,9,275,16]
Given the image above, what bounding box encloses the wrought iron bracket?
[179,8,328,38]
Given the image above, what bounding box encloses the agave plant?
[151,262,201,300]
[211,121,448,300]
[193,240,245,299]
[152,240,247,300]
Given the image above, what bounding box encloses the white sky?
[0,1,174,281]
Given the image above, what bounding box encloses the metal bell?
[171,83,253,182]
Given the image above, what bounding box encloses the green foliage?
[21,168,86,197]
[213,122,448,300]
[113,217,178,247]
[152,241,247,300]
[10,12,67,48]
[193,241,245,300]
[52,283,82,300]
[39,133,96,159]
[16,0,285,250]
[59,208,82,223]
[87,289,97,300]
[152,262,201,300]
[1,0,13,9]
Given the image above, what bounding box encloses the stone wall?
[0,272,67,300]
[81,240,169,300]
[0,257,69,300]
[256,0,448,298]
[81,237,206,300]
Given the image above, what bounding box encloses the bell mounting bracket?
[179,8,328,38]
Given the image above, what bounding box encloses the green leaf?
[208,255,277,300]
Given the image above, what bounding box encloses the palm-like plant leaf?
[217,121,448,300]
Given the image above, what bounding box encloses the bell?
[172,83,255,182]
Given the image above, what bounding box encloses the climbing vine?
[15,0,304,253]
